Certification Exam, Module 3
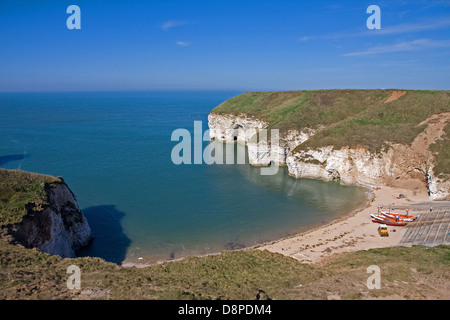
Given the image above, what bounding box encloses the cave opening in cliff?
[233,124,243,142]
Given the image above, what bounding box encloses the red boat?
[380,211,418,222]
[370,214,408,226]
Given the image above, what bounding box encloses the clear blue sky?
[1,0,449,92]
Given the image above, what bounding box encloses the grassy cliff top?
[0,237,448,299]
[0,169,61,227]
[211,89,450,152]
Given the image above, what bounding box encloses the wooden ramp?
[399,210,450,247]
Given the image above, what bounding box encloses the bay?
[0,91,367,264]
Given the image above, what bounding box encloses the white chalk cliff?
[9,179,92,258]
[208,112,450,200]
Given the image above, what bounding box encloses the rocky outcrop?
[208,113,320,166]
[246,128,321,166]
[208,113,267,145]
[287,144,424,185]
[8,179,92,258]
[288,144,450,200]
[427,167,450,200]
[208,112,450,200]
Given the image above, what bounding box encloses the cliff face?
[287,144,450,200]
[208,113,267,145]
[428,167,450,200]
[287,144,427,187]
[7,178,92,258]
[208,113,321,166]
[208,111,450,201]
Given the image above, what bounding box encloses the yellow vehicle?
[378,224,389,237]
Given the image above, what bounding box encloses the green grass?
[1,238,448,300]
[0,169,61,226]
[300,90,450,152]
[212,90,390,133]
[212,89,450,153]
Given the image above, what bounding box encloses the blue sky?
[1,0,449,91]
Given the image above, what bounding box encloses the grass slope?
[212,89,450,153]
[0,169,61,226]
[1,239,448,300]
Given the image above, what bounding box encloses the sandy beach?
[122,182,450,269]
[257,185,438,263]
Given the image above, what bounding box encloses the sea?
[0,91,367,264]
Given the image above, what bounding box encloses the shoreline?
[252,185,374,250]
[122,183,438,268]
[257,184,438,263]
[121,185,372,268]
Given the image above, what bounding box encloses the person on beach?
[430,206,433,212]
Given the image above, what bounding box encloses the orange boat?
[370,214,408,226]
[380,211,418,222]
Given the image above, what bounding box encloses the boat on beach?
[380,211,418,222]
[370,214,408,226]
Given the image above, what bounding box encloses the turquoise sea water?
[0,92,367,264]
